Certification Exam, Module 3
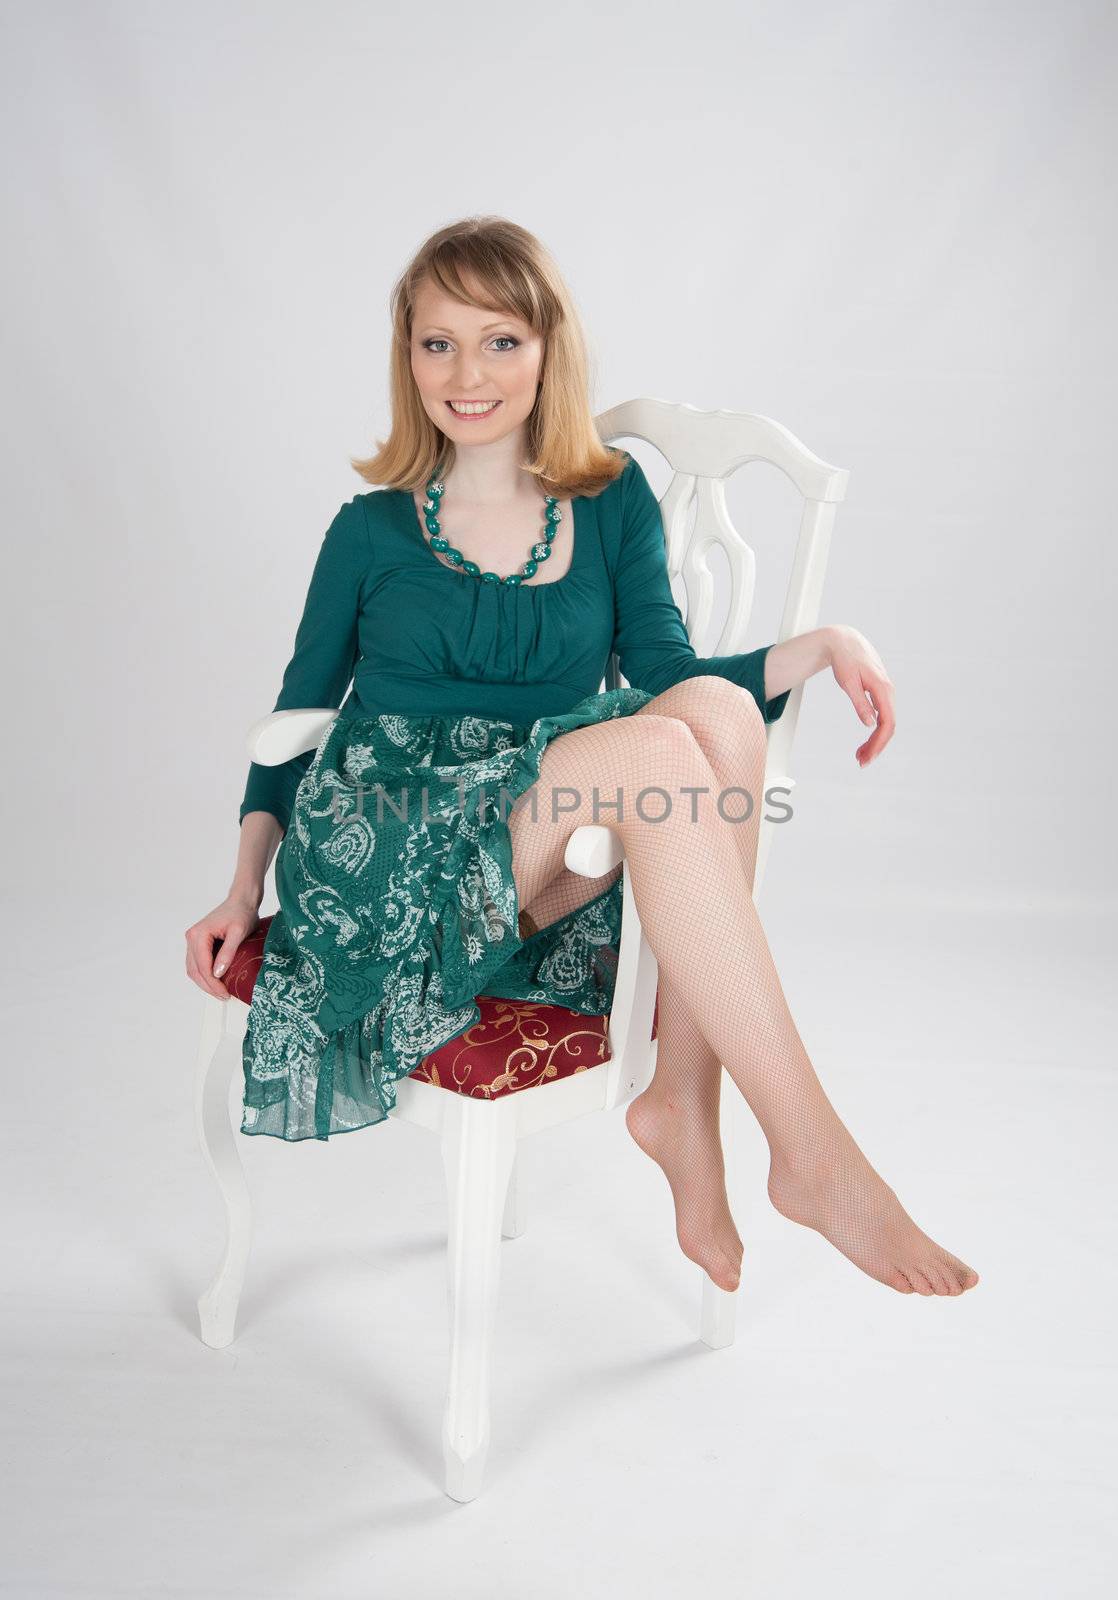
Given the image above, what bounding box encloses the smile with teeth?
[447,399,502,415]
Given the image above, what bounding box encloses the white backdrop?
[2,3,1114,1597]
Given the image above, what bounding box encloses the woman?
[186,216,979,1301]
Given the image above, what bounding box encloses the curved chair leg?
[500,1151,525,1239]
[699,1065,740,1349]
[440,1096,518,1502]
[194,996,252,1348]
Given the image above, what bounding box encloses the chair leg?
[699,1066,740,1350]
[194,995,252,1349]
[501,1151,526,1238]
[440,1096,518,1502]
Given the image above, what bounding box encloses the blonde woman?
[186,216,978,1301]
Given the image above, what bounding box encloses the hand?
[826,625,895,766]
[185,892,262,1000]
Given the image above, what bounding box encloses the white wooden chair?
[195,397,849,1501]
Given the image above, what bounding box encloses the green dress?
[239,449,791,1141]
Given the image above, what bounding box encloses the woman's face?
[409,277,544,449]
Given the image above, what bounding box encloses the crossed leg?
[507,685,979,1298]
[515,678,768,1291]
[623,679,771,1289]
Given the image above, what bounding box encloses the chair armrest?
[245,708,339,766]
[564,824,624,877]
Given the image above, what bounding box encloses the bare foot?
[625,1087,744,1292]
[767,1135,979,1296]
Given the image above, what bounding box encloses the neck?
[440,432,535,504]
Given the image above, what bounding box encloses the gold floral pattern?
[226,918,659,1106]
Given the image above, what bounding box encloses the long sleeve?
[610,458,792,723]
[238,497,368,832]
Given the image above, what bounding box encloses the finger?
[192,957,230,1000]
[213,934,243,982]
[186,950,220,997]
[213,920,255,989]
[866,685,896,755]
[877,690,896,741]
[186,929,231,1000]
[856,715,895,765]
[855,708,882,764]
[852,678,877,726]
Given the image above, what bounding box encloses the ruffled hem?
[241,687,651,1141]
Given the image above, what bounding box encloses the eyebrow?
[418,320,520,335]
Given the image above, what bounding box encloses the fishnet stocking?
[510,679,979,1298]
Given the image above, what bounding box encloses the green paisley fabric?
[242,685,654,1141]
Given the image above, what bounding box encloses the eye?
[420,335,521,353]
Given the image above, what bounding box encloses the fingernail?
[214,963,225,977]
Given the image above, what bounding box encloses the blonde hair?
[349,215,628,501]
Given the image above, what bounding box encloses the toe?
[887,1267,915,1293]
[716,1260,740,1292]
[909,1269,936,1295]
[947,1253,979,1290]
[928,1261,958,1296]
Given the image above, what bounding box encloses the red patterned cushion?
[218,915,659,1102]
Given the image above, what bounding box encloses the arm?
[230,810,283,905]
[610,458,794,721]
[758,629,835,702]
[238,495,368,834]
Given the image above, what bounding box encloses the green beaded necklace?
[420,465,563,587]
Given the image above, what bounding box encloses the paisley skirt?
[241,686,655,1141]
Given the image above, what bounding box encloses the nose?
[452,354,487,389]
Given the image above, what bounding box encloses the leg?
[520,681,765,1292]
[518,860,623,937]
[519,849,743,1293]
[507,701,978,1297]
[624,679,770,1290]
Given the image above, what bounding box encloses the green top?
[240,450,791,831]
